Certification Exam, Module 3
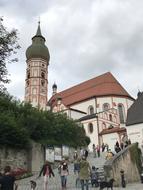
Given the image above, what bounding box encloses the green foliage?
[129,143,142,173]
[0,17,20,89]
[0,91,89,148]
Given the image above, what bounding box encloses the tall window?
[104,113,108,119]
[109,114,112,121]
[118,104,125,123]
[41,80,45,86]
[103,103,110,111]
[32,88,37,94]
[88,106,94,115]
[41,72,45,79]
[27,71,30,79]
[88,123,93,134]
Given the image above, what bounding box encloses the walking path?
[17,152,143,190]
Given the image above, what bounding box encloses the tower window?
[41,72,45,79]
[42,64,45,67]
[27,81,29,86]
[32,88,37,94]
[41,80,45,86]
[27,72,30,79]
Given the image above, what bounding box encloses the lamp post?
[120,169,126,187]
[96,115,100,147]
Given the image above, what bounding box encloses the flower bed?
[11,168,33,180]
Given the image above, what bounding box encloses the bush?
[11,168,33,180]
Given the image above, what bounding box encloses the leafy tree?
[0,17,20,90]
[0,113,30,148]
[0,91,90,148]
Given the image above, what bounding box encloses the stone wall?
[0,142,45,173]
[0,142,78,174]
[0,147,28,171]
[104,143,141,186]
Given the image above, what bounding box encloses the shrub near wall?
[129,143,142,173]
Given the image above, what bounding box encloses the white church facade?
[49,72,134,151]
[24,23,135,151]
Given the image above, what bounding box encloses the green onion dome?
[26,22,50,62]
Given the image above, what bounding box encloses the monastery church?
[24,23,135,151]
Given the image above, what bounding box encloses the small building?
[126,92,143,147]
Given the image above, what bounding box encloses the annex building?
[24,23,134,151]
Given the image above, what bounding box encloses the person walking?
[106,149,114,160]
[0,165,18,190]
[96,145,100,157]
[38,160,55,190]
[73,151,80,175]
[101,143,105,152]
[79,156,91,190]
[92,144,96,158]
[84,149,88,159]
[58,159,69,190]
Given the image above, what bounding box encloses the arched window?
[27,71,30,79]
[27,80,29,86]
[104,112,108,119]
[118,104,125,124]
[88,106,94,115]
[41,80,45,86]
[41,72,45,79]
[32,88,37,94]
[109,114,112,121]
[103,103,110,111]
[88,123,93,134]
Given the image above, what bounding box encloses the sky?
[1,0,143,100]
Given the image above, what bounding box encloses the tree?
[0,17,20,90]
[0,91,90,148]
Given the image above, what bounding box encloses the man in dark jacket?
[38,160,54,190]
[0,165,18,190]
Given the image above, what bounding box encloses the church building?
[24,23,134,151]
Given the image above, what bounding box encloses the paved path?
[17,153,143,190]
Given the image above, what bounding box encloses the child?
[90,166,99,187]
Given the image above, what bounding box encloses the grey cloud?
[2,0,143,99]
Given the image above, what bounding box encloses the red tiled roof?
[99,127,126,135]
[49,72,134,107]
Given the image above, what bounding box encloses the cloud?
[1,0,143,100]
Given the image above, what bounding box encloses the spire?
[52,82,57,95]
[36,20,42,36]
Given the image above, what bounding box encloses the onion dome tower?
[25,22,50,110]
[52,82,57,95]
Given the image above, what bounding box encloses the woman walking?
[79,156,91,190]
[38,160,55,190]
[58,159,69,190]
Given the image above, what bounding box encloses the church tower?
[24,22,50,110]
